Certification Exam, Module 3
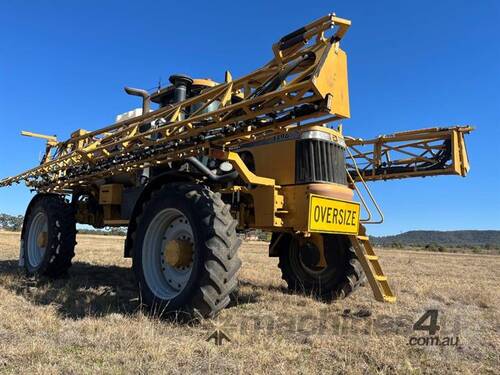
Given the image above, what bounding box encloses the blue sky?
[0,1,498,235]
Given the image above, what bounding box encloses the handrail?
[345,146,384,224]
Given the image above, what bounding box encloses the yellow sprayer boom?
[346,126,472,182]
[0,14,352,192]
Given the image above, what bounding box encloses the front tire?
[131,183,241,319]
[274,233,365,300]
[21,194,76,277]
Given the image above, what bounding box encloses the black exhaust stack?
[169,74,193,104]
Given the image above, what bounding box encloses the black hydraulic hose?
[250,52,315,99]
[278,26,307,50]
[215,52,315,126]
[186,157,238,183]
[353,139,453,177]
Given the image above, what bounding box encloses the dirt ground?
[0,231,498,374]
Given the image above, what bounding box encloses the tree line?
[0,213,24,231]
[370,230,500,250]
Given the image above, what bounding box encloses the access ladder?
[349,226,396,303]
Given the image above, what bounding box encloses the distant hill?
[371,230,500,248]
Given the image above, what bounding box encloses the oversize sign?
[308,195,360,234]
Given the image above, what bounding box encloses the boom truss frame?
[345,126,472,182]
[0,14,351,192]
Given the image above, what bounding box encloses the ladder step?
[357,235,369,241]
[383,295,396,303]
[374,275,387,281]
[366,255,379,261]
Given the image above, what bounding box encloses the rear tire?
[21,194,76,277]
[131,183,241,319]
[274,233,365,300]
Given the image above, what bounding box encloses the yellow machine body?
[223,124,356,235]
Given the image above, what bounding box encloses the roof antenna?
[157,77,162,93]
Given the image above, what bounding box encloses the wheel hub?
[36,231,48,248]
[163,239,193,268]
[27,211,48,268]
[299,241,321,269]
[142,208,195,299]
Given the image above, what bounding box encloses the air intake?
[295,139,347,185]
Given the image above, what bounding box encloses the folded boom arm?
[0,14,351,192]
[345,126,473,182]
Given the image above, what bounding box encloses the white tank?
[115,108,143,123]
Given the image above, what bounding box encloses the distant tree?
[425,243,438,252]
[77,227,126,236]
[107,228,126,236]
[0,213,24,231]
[257,231,272,242]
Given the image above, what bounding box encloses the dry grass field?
[0,231,498,374]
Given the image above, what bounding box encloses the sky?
[0,1,498,235]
